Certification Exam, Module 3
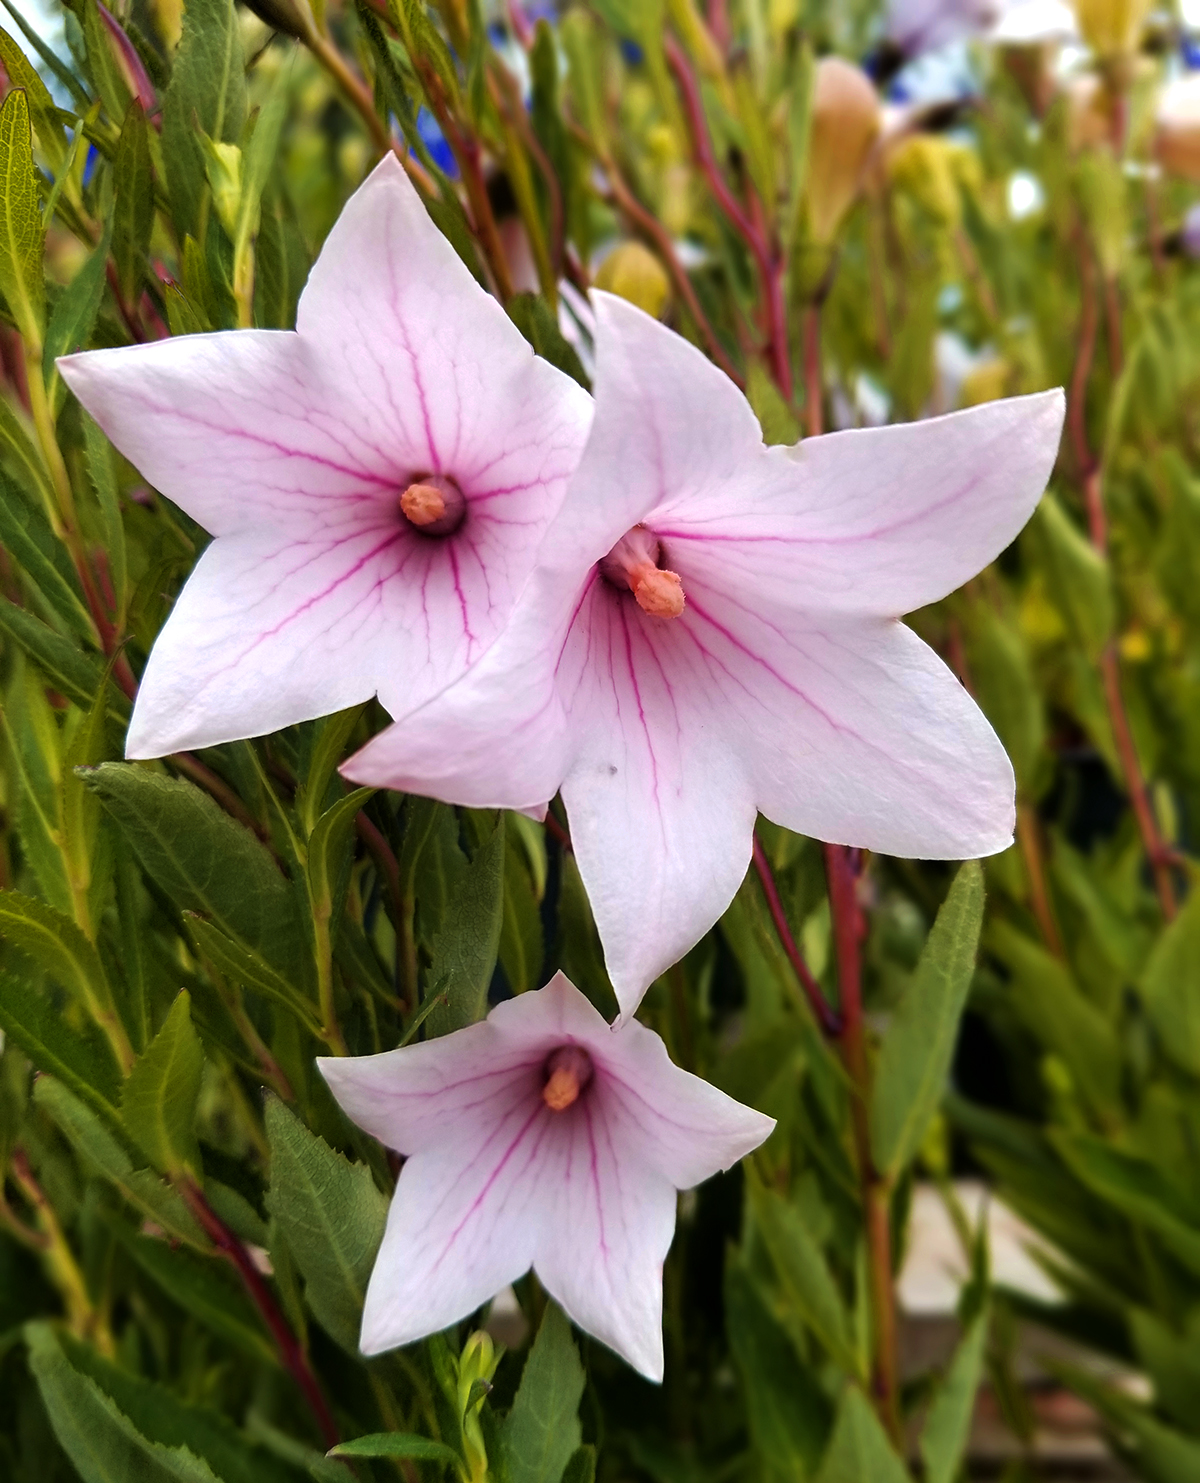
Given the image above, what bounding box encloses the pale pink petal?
[680,581,1015,855]
[587,293,1064,619]
[297,156,591,527]
[597,1017,775,1188]
[57,331,390,539]
[532,1098,676,1381]
[556,583,758,1017]
[358,1076,552,1353]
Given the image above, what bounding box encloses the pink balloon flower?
[58,156,592,756]
[345,293,1065,1018]
[318,973,772,1381]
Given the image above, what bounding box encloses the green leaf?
[870,862,984,1178]
[0,87,45,342]
[263,1096,387,1354]
[26,1321,224,1483]
[33,1075,206,1245]
[81,414,129,629]
[724,1259,830,1475]
[499,834,544,996]
[162,0,247,241]
[122,991,204,1177]
[746,360,800,445]
[501,1302,585,1483]
[0,888,121,1033]
[112,1226,277,1363]
[0,25,64,169]
[44,222,112,407]
[966,607,1045,792]
[80,762,306,981]
[427,816,505,1036]
[1050,1130,1200,1275]
[55,1333,312,1483]
[1051,1358,1200,1483]
[816,1387,912,1483]
[0,971,122,1121]
[184,913,322,1036]
[0,596,106,708]
[306,786,375,947]
[919,1312,988,1483]
[1028,493,1113,660]
[112,101,155,305]
[296,705,366,836]
[560,1447,597,1483]
[0,469,92,640]
[0,660,74,913]
[750,1180,859,1374]
[1129,1309,1200,1433]
[506,292,590,389]
[0,379,55,506]
[1139,886,1200,1078]
[327,1434,462,1463]
[81,0,133,123]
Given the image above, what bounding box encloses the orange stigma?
[600,527,686,619]
[400,481,446,527]
[542,1045,593,1112]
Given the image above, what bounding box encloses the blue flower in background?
[415,105,457,177]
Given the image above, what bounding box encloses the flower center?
[399,473,466,537]
[541,1045,594,1112]
[599,526,685,619]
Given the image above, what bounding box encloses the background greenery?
[1,0,1199,1478]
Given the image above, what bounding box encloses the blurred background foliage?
[2,0,1200,1479]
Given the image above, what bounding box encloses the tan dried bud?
[1156,74,1200,183]
[1070,0,1150,58]
[594,242,672,321]
[1064,74,1114,153]
[803,58,881,246]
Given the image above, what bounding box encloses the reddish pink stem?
[751,833,841,1035]
[663,35,792,400]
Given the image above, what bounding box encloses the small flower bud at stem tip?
[401,482,447,526]
[542,1045,593,1112]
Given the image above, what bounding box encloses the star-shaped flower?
[344,294,1064,1018]
[59,157,592,756]
[317,973,772,1380]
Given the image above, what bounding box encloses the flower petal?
[532,1096,676,1382]
[681,578,1016,856]
[558,584,758,1017]
[598,1017,775,1189]
[297,156,591,510]
[655,392,1065,619]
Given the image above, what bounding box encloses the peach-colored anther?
[400,481,446,526]
[399,472,467,536]
[600,526,686,619]
[542,1045,593,1112]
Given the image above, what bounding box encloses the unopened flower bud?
[1070,0,1150,59]
[803,59,881,246]
[98,2,157,113]
[201,138,243,241]
[239,0,312,41]
[1156,74,1200,183]
[594,242,671,320]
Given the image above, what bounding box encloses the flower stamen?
[600,527,686,619]
[400,474,466,537]
[542,1045,593,1112]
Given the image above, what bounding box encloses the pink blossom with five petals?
[344,292,1066,1018]
[58,156,592,757]
[317,972,773,1381]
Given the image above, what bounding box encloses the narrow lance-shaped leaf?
[122,990,204,1177]
[427,816,505,1036]
[919,1311,989,1483]
[815,1387,913,1483]
[162,0,246,241]
[26,1321,224,1483]
[870,861,985,1179]
[0,87,45,343]
[112,100,155,305]
[0,468,93,640]
[263,1096,387,1354]
[0,971,123,1122]
[44,222,112,412]
[0,25,64,170]
[501,1302,586,1483]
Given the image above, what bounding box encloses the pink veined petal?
[680,578,1016,856]
[557,582,758,1018]
[532,1090,677,1383]
[342,563,580,810]
[57,331,395,540]
[357,1074,553,1354]
[298,156,591,507]
[597,1016,775,1189]
[585,293,1064,620]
